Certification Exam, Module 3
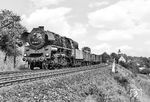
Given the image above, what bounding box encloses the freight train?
[22,26,102,70]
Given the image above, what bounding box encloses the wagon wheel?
[42,61,49,69]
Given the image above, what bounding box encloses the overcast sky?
[1,0,150,57]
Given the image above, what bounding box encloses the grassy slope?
[0,64,150,102]
[116,65,150,102]
[134,74,150,102]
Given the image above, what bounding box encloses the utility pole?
[13,32,16,68]
[12,18,17,69]
[112,58,116,73]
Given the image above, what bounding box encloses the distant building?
[119,56,126,62]
[118,49,126,62]
[139,67,145,71]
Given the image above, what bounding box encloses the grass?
[114,74,129,89]
[136,75,150,97]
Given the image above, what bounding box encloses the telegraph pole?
[112,58,116,73]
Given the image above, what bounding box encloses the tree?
[101,52,111,63]
[142,57,150,68]
[110,52,119,63]
[0,10,26,68]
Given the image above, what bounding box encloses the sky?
[0,0,150,57]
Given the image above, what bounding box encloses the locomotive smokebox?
[28,26,46,49]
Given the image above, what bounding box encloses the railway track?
[0,64,109,88]
[0,69,48,77]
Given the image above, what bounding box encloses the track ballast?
[0,64,109,88]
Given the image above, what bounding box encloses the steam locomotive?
[22,26,102,70]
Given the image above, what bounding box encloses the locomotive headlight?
[24,54,27,57]
[45,53,49,57]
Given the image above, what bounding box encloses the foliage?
[140,68,150,74]
[101,52,111,63]
[110,52,119,63]
[20,32,29,43]
[119,61,129,69]
[0,9,26,68]
[142,57,150,68]
[120,61,139,74]
[114,75,129,88]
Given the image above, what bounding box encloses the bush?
[119,61,139,74]
[114,75,129,89]
[139,68,150,75]
[119,61,129,68]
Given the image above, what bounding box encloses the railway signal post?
[112,58,116,73]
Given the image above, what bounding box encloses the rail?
[0,64,110,88]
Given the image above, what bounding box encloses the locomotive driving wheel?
[59,57,68,67]
[29,62,34,70]
[42,61,49,69]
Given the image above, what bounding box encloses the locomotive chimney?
[39,26,44,30]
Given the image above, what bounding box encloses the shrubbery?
[114,75,129,89]
[119,61,139,74]
[139,68,150,74]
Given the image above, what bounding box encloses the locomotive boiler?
[23,26,102,70]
